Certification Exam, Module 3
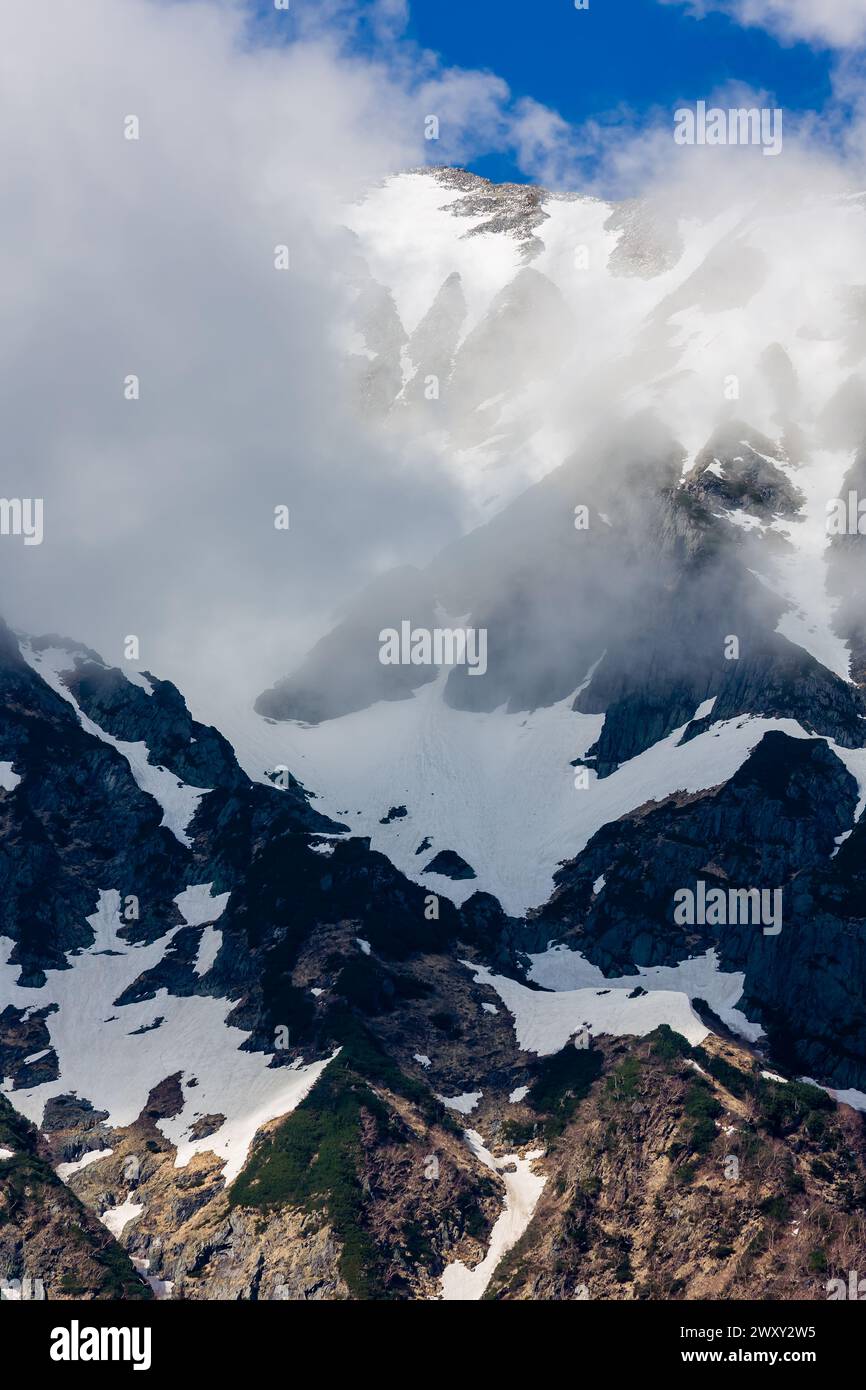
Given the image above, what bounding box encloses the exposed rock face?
[423,850,476,881]
[60,656,249,794]
[399,270,467,409]
[252,412,866,754]
[5,613,866,1301]
[683,423,804,524]
[486,1030,866,1302]
[0,622,339,989]
[426,167,554,258]
[172,1206,350,1302]
[533,730,866,1090]
[0,621,515,1300]
[52,1016,502,1302]
[0,1094,149,1300]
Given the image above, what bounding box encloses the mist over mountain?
[4,160,866,1307]
[4,0,866,1329]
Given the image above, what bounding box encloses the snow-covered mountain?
[4,169,866,1302]
[338,169,866,522]
[249,170,866,910]
[244,174,866,1094]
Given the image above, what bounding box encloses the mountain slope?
[5,167,866,1301]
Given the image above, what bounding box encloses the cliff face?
[5,610,866,1303]
[12,1004,866,1302]
[533,729,866,1090]
[486,1030,866,1302]
[56,1031,501,1302]
[0,1094,149,1301]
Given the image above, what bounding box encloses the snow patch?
[826,1085,866,1112]
[465,959,711,1054]
[526,946,762,1043]
[0,762,20,791]
[101,1195,143,1238]
[440,1130,545,1300]
[193,926,221,978]
[124,669,154,696]
[133,1258,173,1298]
[56,1148,114,1179]
[437,1091,482,1115]
[764,449,855,683]
[174,884,230,928]
[0,891,337,1182]
[216,676,811,917]
[692,697,717,721]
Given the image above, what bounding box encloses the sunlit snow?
[440,1129,545,1301]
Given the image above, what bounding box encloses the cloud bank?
[0,0,863,716]
[0,0,534,707]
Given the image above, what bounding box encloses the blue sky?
[402,0,833,183]
[247,0,858,187]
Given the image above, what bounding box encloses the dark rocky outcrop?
[534,730,866,1089]
[423,849,477,881]
[0,1094,150,1300]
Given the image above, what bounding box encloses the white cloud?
[663,0,866,49]
[0,0,534,707]
[0,0,861,716]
